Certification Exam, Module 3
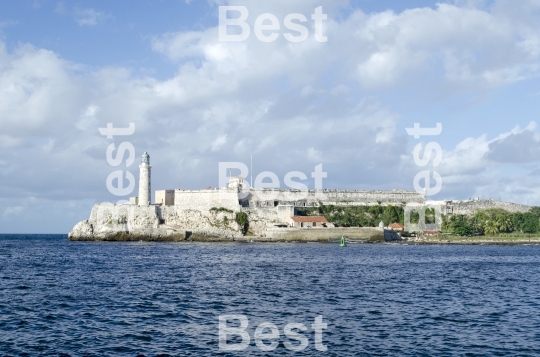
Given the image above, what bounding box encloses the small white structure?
[138,152,151,206]
[129,196,139,205]
[156,190,175,206]
[228,176,245,190]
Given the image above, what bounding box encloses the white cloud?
[211,135,227,151]
[151,1,540,97]
[0,43,87,137]
[486,122,540,163]
[75,8,110,26]
[424,122,540,203]
[3,0,540,232]
[76,105,100,130]
[349,3,540,89]
[300,86,326,98]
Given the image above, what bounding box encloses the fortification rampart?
[244,189,425,208]
[320,190,425,206]
[444,200,531,215]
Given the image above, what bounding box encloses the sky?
[1,0,540,233]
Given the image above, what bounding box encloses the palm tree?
[497,216,512,233]
[469,217,483,235]
[484,220,499,235]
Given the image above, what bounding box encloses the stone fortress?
[68,153,532,241]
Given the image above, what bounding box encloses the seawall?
[265,227,385,242]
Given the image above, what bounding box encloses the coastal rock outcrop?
[68,203,244,242]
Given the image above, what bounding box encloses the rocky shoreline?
[67,203,392,243]
[68,203,540,245]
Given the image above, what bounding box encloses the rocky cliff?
[68,203,245,242]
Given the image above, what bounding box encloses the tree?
[529,206,540,218]
[382,205,400,226]
[448,215,474,236]
[453,221,473,236]
[522,213,538,233]
[484,220,499,235]
[511,212,538,233]
[469,216,484,235]
[497,216,512,233]
[512,212,525,233]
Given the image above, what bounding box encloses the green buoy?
[340,236,347,247]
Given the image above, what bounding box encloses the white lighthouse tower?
[138,152,151,206]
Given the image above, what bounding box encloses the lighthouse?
[138,152,151,206]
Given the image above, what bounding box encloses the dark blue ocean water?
[1,235,540,356]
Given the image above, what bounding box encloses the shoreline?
[65,234,540,245]
[402,238,540,245]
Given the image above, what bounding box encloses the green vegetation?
[235,212,249,235]
[298,203,540,238]
[210,207,234,214]
[443,208,540,236]
[298,204,409,227]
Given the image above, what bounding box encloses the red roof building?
[388,222,405,231]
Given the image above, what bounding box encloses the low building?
[388,222,404,231]
[290,216,328,228]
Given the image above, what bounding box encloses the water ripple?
[0,235,540,356]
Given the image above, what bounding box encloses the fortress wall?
[247,189,425,207]
[174,189,240,212]
[445,200,531,215]
[321,190,425,205]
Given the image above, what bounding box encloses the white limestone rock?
[68,220,94,240]
[69,202,245,241]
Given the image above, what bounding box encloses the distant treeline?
[297,204,434,228]
[443,208,540,235]
[298,204,540,235]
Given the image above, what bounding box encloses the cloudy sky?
[1,0,540,233]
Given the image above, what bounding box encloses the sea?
[1,234,539,356]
